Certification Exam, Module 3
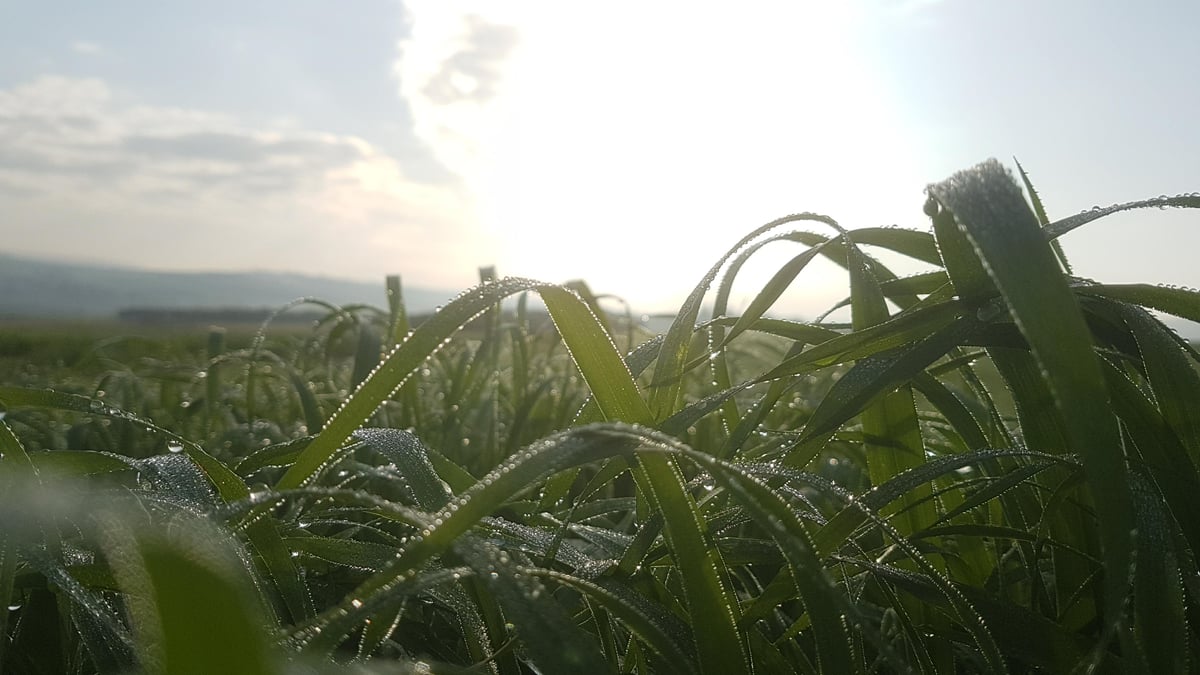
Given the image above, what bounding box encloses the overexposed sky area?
[2,1,1198,315]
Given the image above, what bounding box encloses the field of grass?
[3,159,1200,674]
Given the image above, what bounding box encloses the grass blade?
[929,158,1134,634]
[1044,193,1200,240]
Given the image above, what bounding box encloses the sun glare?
[401,2,928,314]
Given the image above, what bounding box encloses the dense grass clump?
[3,159,1200,674]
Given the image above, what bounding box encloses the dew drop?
[350,598,364,609]
[166,441,184,454]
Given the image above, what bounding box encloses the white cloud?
[0,76,487,289]
[393,2,521,183]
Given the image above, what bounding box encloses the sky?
[2,0,1198,316]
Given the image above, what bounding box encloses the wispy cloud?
[0,76,486,286]
[421,16,519,106]
[393,3,521,181]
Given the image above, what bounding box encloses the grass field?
[2,159,1200,674]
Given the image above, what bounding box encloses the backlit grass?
[3,159,1200,673]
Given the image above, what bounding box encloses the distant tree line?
[117,308,327,326]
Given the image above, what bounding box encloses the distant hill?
[0,252,456,319]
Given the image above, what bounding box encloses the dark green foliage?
[2,159,1199,673]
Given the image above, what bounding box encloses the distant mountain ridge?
[0,252,455,319]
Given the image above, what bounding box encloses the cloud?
[0,75,490,288]
[393,4,521,181]
[0,77,369,197]
[420,15,519,105]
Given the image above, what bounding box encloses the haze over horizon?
[2,1,1198,316]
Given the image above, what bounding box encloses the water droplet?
[6,604,20,611]
[166,441,184,454]
[350,598,363,609]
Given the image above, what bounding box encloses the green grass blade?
[722,244,831,346]
[1100,356,1200,556]
[385,274,409,348]
[278,279,650,490]
[528,569,700,673]
[911,373,989,450]
[277,278,543,489]
[453,535,606,673]
[1115,303,1200,465]
[0,390,314,625]
[1014,157,1072,274]
[845,226,943,266]
[683,453,856,674]
[847,233,937,536]
[927,193,995,309]
[929,158,1134,630]
[1077,283,1200,324]
[104,516,279,675]
[647,213,842,420]
[635,451,749,674]
[755,302,963,382]
[0,386,247,501]
[1129,474,1187,674]
[812,448,1064,560]
[791,315,980,444]
[300,426,643,633]
[1044,193,1200,240]
[541,286,652,425]
[349,321,382,391]
[779,470,1008,672]
[353,428,453,511]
